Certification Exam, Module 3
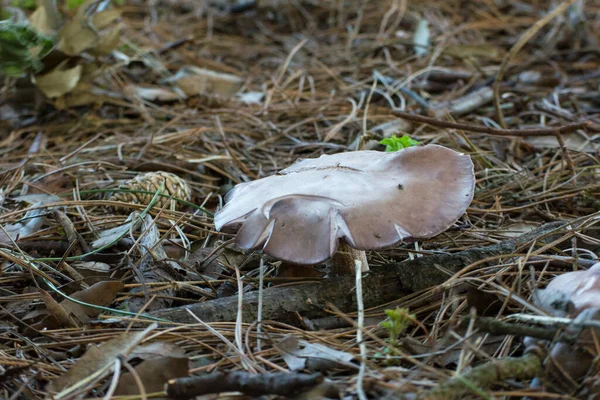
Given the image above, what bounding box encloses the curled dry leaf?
[33,60,82,98]
[166,66,244,98]
[131,341,187,360]
[39,289,75,328]
[57,1,122,56]
[40,281,124,328]
[277,335,356,372]
[524,133,599,153]
[135,86,181,102]
[0,207,45,245]
[215,145,475,265]
[88,22,122,56]
[29,2,61,36]
[115,355,190,396]
[48,323,157,394]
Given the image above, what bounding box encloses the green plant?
[380,307,414,347]
[0,21,54,76]
[11,0,36,10]
[380,134,420,152]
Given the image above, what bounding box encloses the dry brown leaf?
[523,134,599,153]
[29,0,62,35]
[59,280,125,326]
[169,67,243,97]
[131,342,187,360]
[89,23,122,56]
[0,208,45,245]
[57,4,122,56]
[29,6,53,35]
[135,86,181,102]
[114,356,189,396]
[28,172,73,194]
[48,323,157,394]
[39,289,76,328]
[33,60,82,98]
[277,335,356,372]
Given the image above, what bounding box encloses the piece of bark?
[151,222,565,325]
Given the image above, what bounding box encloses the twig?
[462,316,573,343]
[151,222,567,325]
[355,259,367,400]
[392,109,587,137]
[166,372,323,399]
[418,352,542,400]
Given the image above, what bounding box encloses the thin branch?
[391,109,587,137]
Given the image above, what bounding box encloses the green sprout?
[379,134,420,152]
[374,307,415,365]
[380,307,414,347]
[0,21,55,76]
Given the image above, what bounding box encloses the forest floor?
[1,0,600,399]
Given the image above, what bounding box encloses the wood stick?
[391,109,587,137]
[150,222,566,325]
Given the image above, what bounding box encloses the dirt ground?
[1,0,600,399]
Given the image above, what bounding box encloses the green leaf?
[11,0,37,10]
[0,21,55,77]
[66,0,87,10]
[379,134,420,152]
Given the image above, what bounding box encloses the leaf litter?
[0,0,600,399]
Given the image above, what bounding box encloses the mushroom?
[214,144,475,275]
[536,262,600,317]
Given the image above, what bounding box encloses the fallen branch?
[166,372,323,399]
[462,316,574,344]
[151,222,566,325]
[391,109,587,137]
[418,352,542,400]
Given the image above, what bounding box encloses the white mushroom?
[215,144,475,268]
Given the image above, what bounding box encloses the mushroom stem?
[329,241,370,276]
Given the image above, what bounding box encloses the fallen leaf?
[28,172,73,194]
[30,0,62,33]
[114,356,189,396]
[48,323,157,394]
[60,280,125,326]
[495,222,540,238]
[39,289,76,328]
[57,2,121,56]
[131,341,187,360]
[277,335,356,372]
[33,60,82,98]
[39,281,124,329]
[523,134,599,153]
[0,207,45,245]
[92,213,137,249]
[29,5,53,35]
[88,23,122,56]
[166,67,243,98]
[135,86,181,102]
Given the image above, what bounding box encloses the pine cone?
[108,171,191,211]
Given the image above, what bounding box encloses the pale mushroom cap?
[540,263,600,316]
[215,144,475,265]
